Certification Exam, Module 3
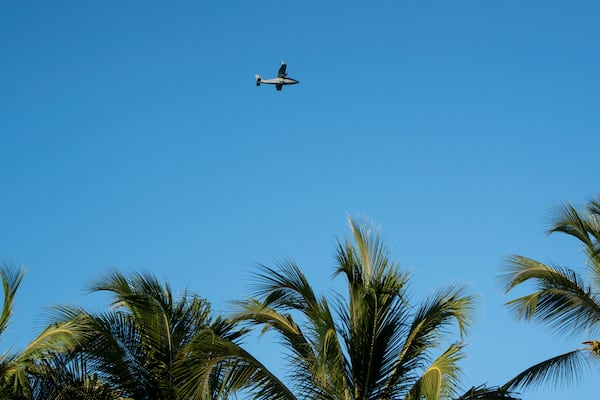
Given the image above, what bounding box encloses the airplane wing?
[276,83,283,91]
[277,63,287,77]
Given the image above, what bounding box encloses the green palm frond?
[89,271,170,348]
[455,384,520,400]
[345,216,390,280]
[548,204,596,248]
[31,352,120,400]
[175,330,296,400]
[502,256,600,336]
[4,317,92,397]
[233,291,341,399]
[232,299,310,352]
[44,306,145,397]
[387,285,475,394]
[501,348,589,392]
[252,260,320,313]
[0,264,25,336]
[18,316,92,362]
[407,342,466,400]
[550,199,600,290]
[0,265,96,398]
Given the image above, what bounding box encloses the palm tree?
[44,270,287,400]
[501,195,600,392]
[233,217,512,400]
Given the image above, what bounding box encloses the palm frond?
[44,306,145,397]
[232,298,335,398]
[232,300,305,342]
[548,204,595,248]
[31,352,120,400]
[502,256,600,336]
[175,330,296,400]
[17,319,91,363]
[455,384,520,400]
[502,348,589,391]
[346,216,389,280]
[0,263,25,336]
[0,267,91,398]
[548,198,600,297]
[251,260,320,313]
[407,342,466,400]
[398,285,475,366]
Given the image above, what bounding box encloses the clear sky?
[1,1,599,399]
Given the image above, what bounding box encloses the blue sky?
[1,1,599,398]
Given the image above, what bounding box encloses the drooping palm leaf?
[455,384,520,400]
[175,330,296,400]
[501,348,589,392]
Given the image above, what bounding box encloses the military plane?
[255,62,299,91]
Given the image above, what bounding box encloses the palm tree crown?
[46,271,255,400]
[234,217,477,400]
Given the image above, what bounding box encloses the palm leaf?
[501,348,589,391]
[175,331,296,400]
[548,199,600,299]
[407,342,466,400]
[0,264,25,336]
[502,256,600,336]
[385,285,475,397]
[455,384,520,400]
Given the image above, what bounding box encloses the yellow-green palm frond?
[407,342,466,400]
[502,256,600,336]
[548,197,600,288]
[0,263,25,337]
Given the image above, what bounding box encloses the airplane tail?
[255,74,261,86]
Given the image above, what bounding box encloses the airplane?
[255,61,299,91]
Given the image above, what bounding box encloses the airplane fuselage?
[259,77,299,86]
